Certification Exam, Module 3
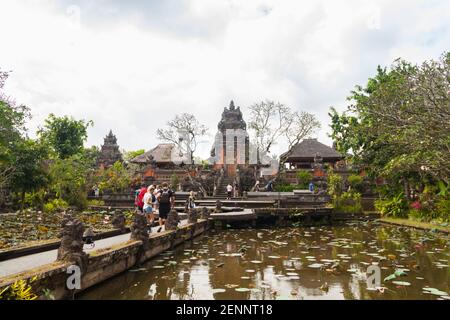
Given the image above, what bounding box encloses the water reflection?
[78,221,450,300]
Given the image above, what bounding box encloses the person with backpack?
[143,185,156,229]
[156,182,175,232]
[135,184,147,213]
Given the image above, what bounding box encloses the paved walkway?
[0,221,187,278]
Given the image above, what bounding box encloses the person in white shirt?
[143,185,155,228]
[226,184,233,200]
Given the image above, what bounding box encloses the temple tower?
[210,100,249,176]
[97,130,123,168]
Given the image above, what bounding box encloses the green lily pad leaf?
[384,274,396,282]
[394,269,408,277]
[251,260,263,264]
[152,265,165,269]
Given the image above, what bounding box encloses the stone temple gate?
[209,100,250,177]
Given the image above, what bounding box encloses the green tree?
[47,149,96,209]
[10,139,49,211]
[329,53,450,199]
[296,170,313,188]
[98,161,132,193]
[38,114,93,159]
[0,70,31,205]
[123,149,145,162]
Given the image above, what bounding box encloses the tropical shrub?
[87,199,105,206]
[327,170,343,197]
[43,198,68,213]
[296,170,313,188]
[435,196,450,222]
[0,278,38,300]
[333,191,362,214]
[347,174,364,193]
[375,193,408,218]
[170,174,180,189]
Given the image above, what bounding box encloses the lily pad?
[212,288,226,294]
[392,281,411,286]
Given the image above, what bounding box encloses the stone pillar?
[111,211,126,233]
[56,213,88,272]
[130,213,149,249]
[188,208,199,224]
[201,207,210,219]
[214,200,222,213]
[165,209,180,231]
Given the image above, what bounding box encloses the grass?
[378,217,450,234]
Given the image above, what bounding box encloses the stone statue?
[201,207,210,219]
[130,212,149,249]
[188,208,199,224]
[214,200,222,213]
[57,213,88,271]
[111,211,126,233]
[165,209,180,231]
[313,152,323,169]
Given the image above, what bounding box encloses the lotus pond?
[78,221,450,300]
[0,210,131,250]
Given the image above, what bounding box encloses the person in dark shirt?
[156,182,175,232]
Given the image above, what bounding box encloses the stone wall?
[0,220,209,300]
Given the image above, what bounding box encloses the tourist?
[226,183,233,199]
[93,185,100,197]
[267,180,274,192]
[309,182,314,192]
[135,184,147,213]
[156,182,175,232]
[188,191,196,211]
[143,185,156,229]
[254,180,260,192]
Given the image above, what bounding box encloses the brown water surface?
[78,221,450,300]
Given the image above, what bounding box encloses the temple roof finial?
[229,100,235,110]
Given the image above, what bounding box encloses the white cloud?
[1,0,449,158]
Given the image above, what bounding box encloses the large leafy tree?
[329,53,450,197]
[98,161,132,193]
[48,148,97,209]
[10,139,49,211]
[38,114,93,159]
[0,70,33,207]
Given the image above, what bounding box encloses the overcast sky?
[1,0,449,158]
